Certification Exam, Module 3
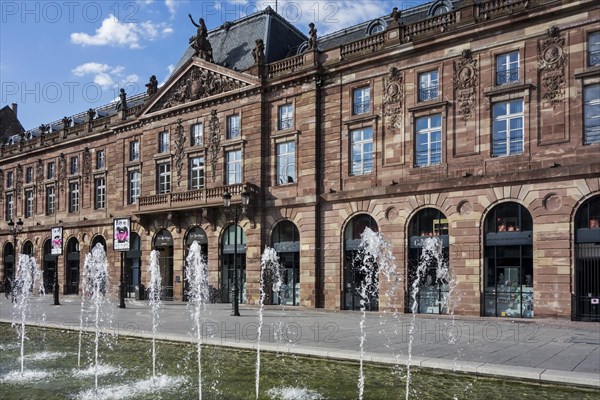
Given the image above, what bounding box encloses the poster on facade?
[51,227,63,255]
[113,218,131,251]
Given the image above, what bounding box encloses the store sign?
[50,227,63,255]
[186,228,207,245]
[154,232,173,247]
[113,218,131,251]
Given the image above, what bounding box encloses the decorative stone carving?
[390,7,401,27]
[208,110,221,182]
[307,23,317,51]
[0,170,4,199]
[15,164,23,199]
[61,116,72,138]
[38,124,50,135]
[385,206,399,222]
[538,26,567,107]
[35,159,44,187]
[252,39,265,65]
[150,66,249,112]
[543,193,562,211]
[383,66,404,135]
[87,108,96,132]
[458,200,473,216]
[188,14,214,62]
[146,75,158,96]
[82,148,92,184]
[58,154,67,193]
[453,49,478,121]
[174,119,186,187]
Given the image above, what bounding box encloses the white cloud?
[165,0,177,16]
[70,14,173,49]
[167,64,175,75]
[72,62,138,90]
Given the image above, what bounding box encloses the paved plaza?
[1,295,598,388]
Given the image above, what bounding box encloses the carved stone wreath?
[383,66,404,135]
[453,49,478,121]
[0,170,4,200]
[174,119,186,187]
[538,26,567,107]
[207,110,221,182]
[151,66,248,112]
[58,155,67,193]
[15,165,23,200]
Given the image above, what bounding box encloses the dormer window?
[369,23,384,35]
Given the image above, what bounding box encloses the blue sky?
[1,1,428,130]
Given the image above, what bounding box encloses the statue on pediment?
[307,23,317,51]
[252,39,265,64]
[146,75,158,96]
[188,14,214,62]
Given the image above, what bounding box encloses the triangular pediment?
[140,58,260,117]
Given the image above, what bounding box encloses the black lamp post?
[7,218,23,282]
[222,187,250,317]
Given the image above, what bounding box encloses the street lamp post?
[222,187,250,317]
[7,218,24,282]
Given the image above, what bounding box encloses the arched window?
[22,241,34,256]
[407,208,449,314]
[271,221,300,306]
[126,232,142,298]
[343,214,378,311]
[90,235,106,251]
[65,238,80,295]
[427,0,453,17]
[574,195,600,321]
[484,203,533,318]
[2,242,15,292]
[153,229,174,301]
[221,224,246,304]
[184,227,208,301]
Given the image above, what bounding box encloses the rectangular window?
[70,156,79,174]
[189,157,205,190]
[69,181,79,212]
[24,190,34,218]
[130,140,140,161]
[496,51,520,85]
[191,123,203,146]
[584,84,600,145]
[350,127,373,175]
[128,170,141,204]
[46,186,55,215]
[47,162,55,179]
[353,87,370,115]
[278,104,293,130]
[415,114,442,167]
[419,70,439,101]
[96,150,105,169]
[589,32,600,67]
[94,177,106,209]
[227,115,240,139]
[5,193,14,221]
[226,150,242,185]
[276,141,296,184]
[158,131,169,153]
[492,99,524,157]
[6,171,13,188]
[25,167,33,184]
[157,163,171,194]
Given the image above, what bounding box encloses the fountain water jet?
[257,246,283,400]
[147,250,162,379]
[355,228,398,400]
[11,253,45,374]
[185,241,209,400]
[79,243,111,393]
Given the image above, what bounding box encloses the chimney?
[11,103,17,116]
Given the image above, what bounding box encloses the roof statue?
[252,39,265,64]
[146,75,159,96]
[307,23,317,51]
[188,14,214,62]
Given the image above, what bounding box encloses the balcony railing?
[137,183,253,212]
[403,10,457,41]
[589,50,600,67]
[341,32,385,60]
[419,86,439,102]
[476,0,529,21]
[267,54,304,77]
[353,101,370,115]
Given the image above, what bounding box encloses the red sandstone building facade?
[1,0,599,321]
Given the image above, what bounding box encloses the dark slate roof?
[172,6,306,74]
[0,106,25,142]
[317,0,462,51]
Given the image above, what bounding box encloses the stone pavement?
[1,295,599,388]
